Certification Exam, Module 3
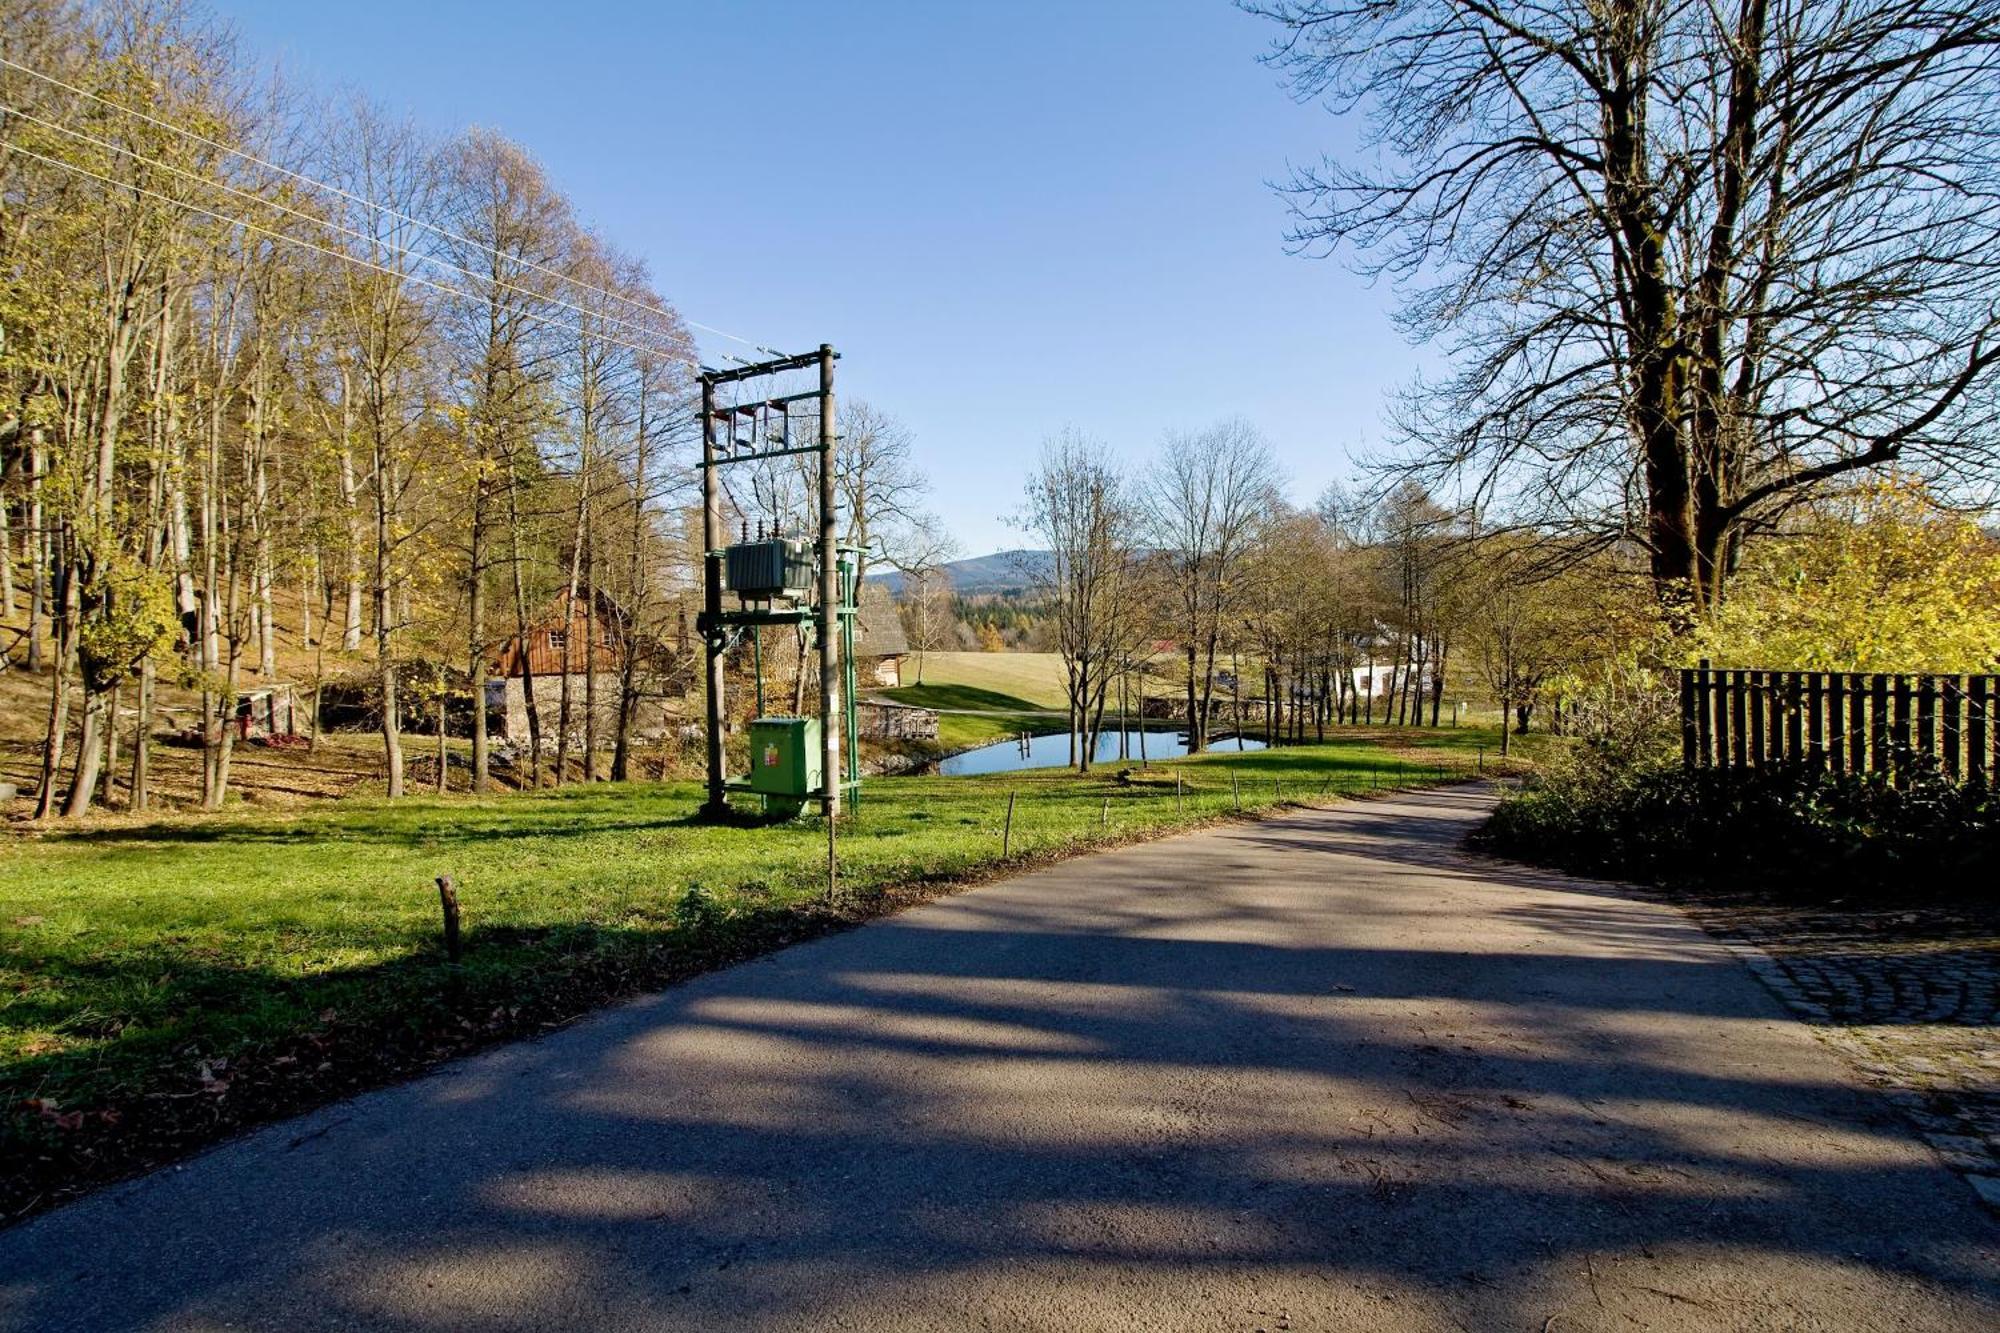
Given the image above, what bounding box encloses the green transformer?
[746,716,822,814]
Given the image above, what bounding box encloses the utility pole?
[700,374,726,817]
[817,344,841,822]
[694,344,849,824]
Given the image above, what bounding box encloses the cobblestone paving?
[1685,900,2000,1211]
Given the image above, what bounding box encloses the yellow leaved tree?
[1690,479,2000,672]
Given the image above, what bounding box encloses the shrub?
[1479,746,2000,899]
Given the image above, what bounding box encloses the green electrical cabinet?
[747,716,822,812]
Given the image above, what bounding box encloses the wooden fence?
[1680,662,1998,783]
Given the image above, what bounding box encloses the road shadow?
[0,788,1993,1331]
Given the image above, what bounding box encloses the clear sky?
[215,0,1417,557]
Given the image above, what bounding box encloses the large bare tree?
[1255,0,2000,613]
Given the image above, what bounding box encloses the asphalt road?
[2,786,1994,1331]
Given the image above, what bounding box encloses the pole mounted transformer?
[694,344,859,824]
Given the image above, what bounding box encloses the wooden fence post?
[1828,673,1847,774]
[1917,675,1938,773]
[1718,669,1735,768]
[1850,674,1868,775]
[1696,661,1713,768]
[435,875,462,963]
[1771,671,1786,763]
[1748,671,1766,768]
[1943,677,1963,781]
[1870,675,1891,777]
[1003,791,1016,856]
[1892,675,1914,785]
[1971,677,1990,786]
[1806,672,1824,769]
[1784,672,1804,764]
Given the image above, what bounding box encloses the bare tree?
[833,400,928,585]
[1144,419,1278,748]
[1019,430,1138,772]
[1256,0,2000,613]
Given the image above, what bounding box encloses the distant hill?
[869,548,1052,598]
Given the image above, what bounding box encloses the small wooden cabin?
[489,588,628,679]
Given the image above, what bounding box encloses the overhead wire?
[2,102,697,356]
[8,143,704,366]
[1,103,704,356]
[0,53,790,359]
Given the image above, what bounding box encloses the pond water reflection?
[936,728,1267,777]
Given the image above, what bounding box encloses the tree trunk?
[26,436,45,670]
[1184,643,1200,751]
[468,479,488,793]
[583,522,597,781]
[436,670,448,795]
[505,466,542,786]
[375,428,403,799]
[337,380,363,651]
[129,656,153,811]
[99,680,121,807]
[33,668,69,821]
[0,466,13,621]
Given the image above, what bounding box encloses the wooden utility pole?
[817,344,841,822]
[700,374,726,816]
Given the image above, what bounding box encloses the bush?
[1479,746,2000,899]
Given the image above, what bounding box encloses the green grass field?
[898,651,1071,709]
[0,735,1493,1214]
[876,680,1062,749]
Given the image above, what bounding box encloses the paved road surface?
[2,787,1994,1331]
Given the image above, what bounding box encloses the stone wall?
[487,675,671,745]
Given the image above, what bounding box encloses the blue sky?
[218,0,1416,556]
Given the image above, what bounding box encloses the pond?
[936,728,1267,777]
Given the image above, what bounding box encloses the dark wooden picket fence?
[1680,661,1998,784]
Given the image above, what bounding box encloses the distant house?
[490,587,628,681]
[486,589,670,743]
[853,583,908,688]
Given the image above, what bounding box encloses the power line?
[8,142,706,366]
[0,54,790,359]
[3,102,696,355]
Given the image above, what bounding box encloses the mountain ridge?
[868,548,1052,597]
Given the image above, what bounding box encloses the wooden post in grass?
[1176,773,1184,814]
[1232,774,1242,811]
[1101,797,1109,829]
[1003,791,1016,856]
[826,804,838,903]
[435,875,462,963]
[1273,776,1281,803]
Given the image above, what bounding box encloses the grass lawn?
[876,681,1064,750]
[0,735,1489,1218]
[900,652,1070,710]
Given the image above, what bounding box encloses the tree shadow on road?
[1,788,1994,1331]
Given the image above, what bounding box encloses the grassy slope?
[876,680,1062,750]
[900,652,1070,710]
[0,736,1487,1216]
